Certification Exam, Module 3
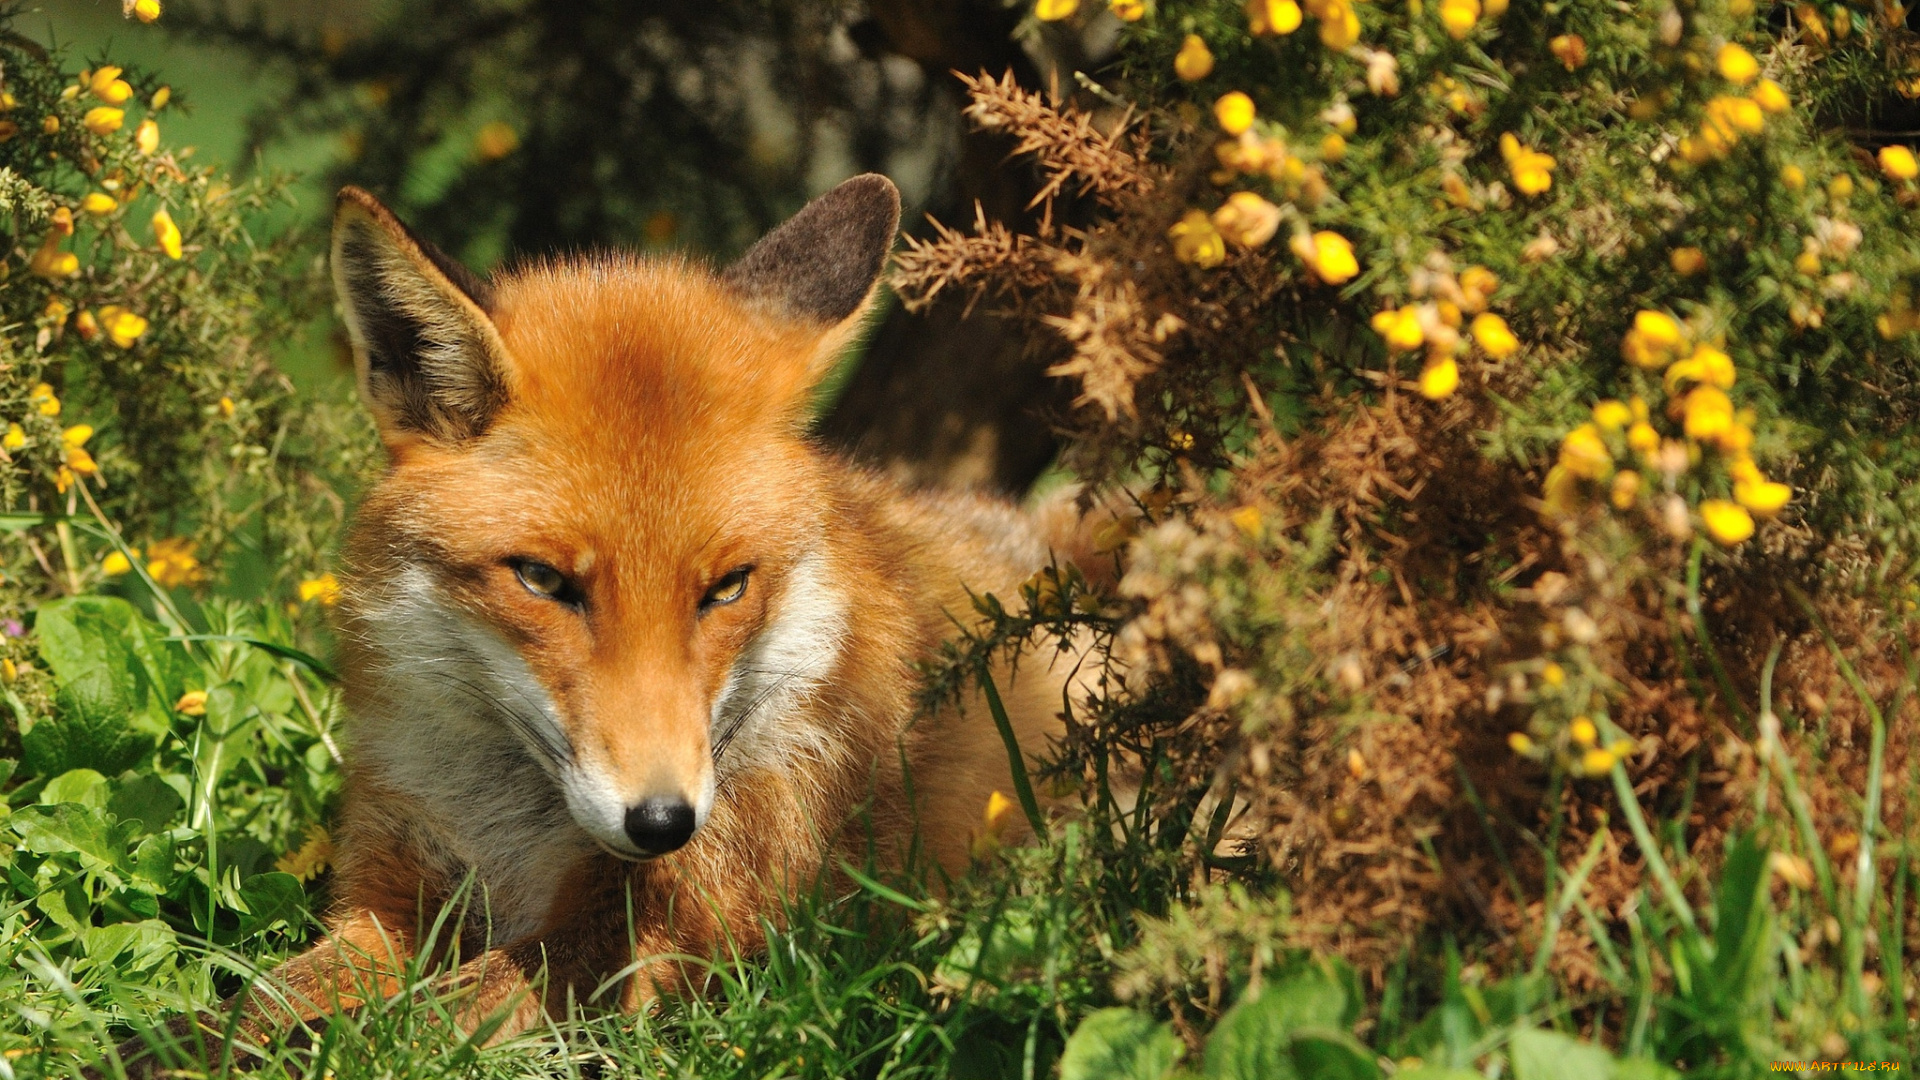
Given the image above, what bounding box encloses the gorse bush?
[902,0,1920,1072]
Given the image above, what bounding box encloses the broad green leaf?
[1287,1029,1382,1080]
[1060,1009,1182,1080]
[81,919,176,972]
[10,803,119,868]
[25,597,172,776]
[107,773,183,835]
[234,871,306,936]
[39,768,107,809]
[130,833,175,892]
[1205,969,1350,1080]
[1509,1029,1613,1080]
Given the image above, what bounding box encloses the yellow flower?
[1781,163,1806,189]
[88,66,133,104]
[83,106,125,135]
[1214,91,1256,135]
[81,192,117,216]
[101,550,133,576]
[63,445,95,477]
[1716,43,1759,85]
[31,383,60,417]
[1750,78,1789,114]
[0,423,21,450]
[132,0,162,22]
[1542,465,1580,513]
[135,118,159,155]
[276,826,334,882]
[174,689,208,716]
[1508,732,1535,754]
[1469,312,1518,358]
[1558,422,1613,481]
[1670,247,1706,276]
[1682,385,1734,443]
[1110,0,1147,18]
[219,395,236,417]
[1291,230,1358,284]
[1212,191,1281,248]
[1174,34,1215,81]
[1622,309,1684,369]
[1569,716,1596,745]
[1248,0,1303,34]
[1418,356,1459,399]
[152,208,182,259]
[1626,421,1659,457]
[1664,343,1736,393]
[1438,0,1478,38]
[1318,0,1359,48]
[103,308,149,348]
[1541,662,1565,686]
[1371,305,1425,350]
[1458,266,1497,311]
[299,573,342,606]
[1591,399,1632,431]
[1169,210,1227,268]
[40,115,56,134]
[1735,478,1791,517]
[61,424,92,448]
[1610,469,1641,509]
[1549,34,1587,70]
[474,120,519,160]
[1700,499,1755,545]
[972,790,1017,858]
[150,85,171,110]
[1706,95,1764,137]
[1035,0,1078,17]
[1230,506,1263,537]
[1879,145,1919,182]
[1581,748,1617,776]
[1499,132,1555,195]
[146,537,206,588]
[1320,132,1346,162]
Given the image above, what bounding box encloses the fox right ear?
[331,187,511,446]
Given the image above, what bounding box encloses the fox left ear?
[331,186,512,447]
[722,173,900,330]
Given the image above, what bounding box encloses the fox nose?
[623,798,697,856]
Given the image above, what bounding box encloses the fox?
[106,174,1106,1069]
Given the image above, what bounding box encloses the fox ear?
[331,187,511,445]
[722,173,900,328]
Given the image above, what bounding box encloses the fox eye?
[512,559,574,603]
[700,567,750,611]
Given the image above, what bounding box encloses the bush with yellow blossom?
[896,0,1920,1070]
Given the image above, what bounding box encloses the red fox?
[112,174,1101,1066]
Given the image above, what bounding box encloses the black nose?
[623,798,697,856]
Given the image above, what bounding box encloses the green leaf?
[130,833,175,892]
[107,772,183,835]
[233,871,307,936]
[1509,1029,1614,1080]
[25,597,172,776]
[81,919,176,972]
[1060,1009,1182,1080]
[1286,1029,1381,1080]
[1709,832,1771,994]
[10,803,119,868]
[39,767,108,809]
[1205,970,1350,1080]
[1393,1069,1484,1080]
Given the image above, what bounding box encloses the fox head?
[330,176,900,861]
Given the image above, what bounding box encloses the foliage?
[0,6,369,607]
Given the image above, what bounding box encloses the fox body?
[116,175,1091,1061]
